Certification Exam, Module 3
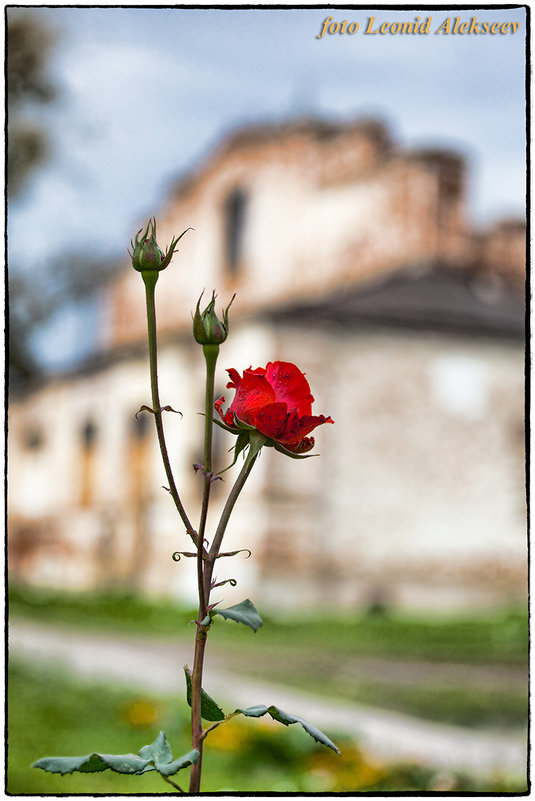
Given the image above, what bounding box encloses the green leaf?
[98,753,155,774]
[236,704,269,718]
[234,705,340,754]
[157,749,200,777]
[33,755,104,775]
[213,599,263,632]
[32,732,199,778]
[138,731,172,765]
[184,667,225,721]
[33,752,154,775]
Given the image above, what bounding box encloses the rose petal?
[214,396,235,428]
[225,368,242,390]
[216,362,334,456]
[253,402,288,440]
[284,436,315,454]
[279,413,334,446]
[228,368,276,426]
[265,362,314,416]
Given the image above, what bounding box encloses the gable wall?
[103,123,473,351]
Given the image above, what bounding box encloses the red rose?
[215,361,333,454]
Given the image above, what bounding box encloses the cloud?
[10,6,526,273]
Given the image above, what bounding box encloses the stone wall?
[8,117,526,611]
[102,119,489,351]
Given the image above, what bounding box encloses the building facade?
[8,118,526,611]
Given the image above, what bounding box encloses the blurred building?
[8,117,526,611]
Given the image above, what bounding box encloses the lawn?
[9,583,528,664]
[7,659,527,795]
[9,583,528,729]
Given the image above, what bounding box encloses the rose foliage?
[215,361,333,457]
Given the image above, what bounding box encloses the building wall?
[8,322,276,601]
[102,121,476,352]
[254,324,526,610]
[8,315,526,611]
[8,119,526,612]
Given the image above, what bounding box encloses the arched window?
[79,419,98,507]
[223,187,247,277]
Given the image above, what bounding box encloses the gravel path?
[9,620,527,779]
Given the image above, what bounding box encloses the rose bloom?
[215,361,333,453]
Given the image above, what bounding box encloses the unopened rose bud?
[130,218,190,273]
[193,291,234,346]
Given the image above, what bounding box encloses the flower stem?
[209,438,263,562]
[197,344,219,615]
[188,629,207,793]
[190,449,259,793]
[188,344,219,794]
[142,272,197,546]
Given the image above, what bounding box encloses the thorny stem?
[189,345,219,793]
[188,631,208,793]
[189,362,262,792]
[197,344,219,616]
[142,272,197,546]
[209,447,260,563]
[202,450,260,615]
[143,272,262,793]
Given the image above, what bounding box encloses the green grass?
[8,583,529,729]
[7,659,527,795]
[9,583,529,664]
[288,674,528,729]
[211,645,528,730]
[8,659,327,794]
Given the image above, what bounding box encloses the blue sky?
[8,5,527,366]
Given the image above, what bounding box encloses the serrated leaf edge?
[213,598,263,632]
[234,704,340,754]
[32,733,200,777]
[32,752,153,776]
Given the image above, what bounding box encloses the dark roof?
[264,263,525,341]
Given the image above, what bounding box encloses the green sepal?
[213,415,316,460]
[193,290,233,345]
[234,705,340,754]
[218,431,250,474]
[245,431,267,467]
[272,440,319,459]
[184,667,225,721]
[213,599,263,632]
[211,413,256,436]
[212,416,238,434]
[233,414,256,431]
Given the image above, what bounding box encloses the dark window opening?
[81,420,98,449]
[79,419,97,507]
[131,411,150,439]
[23,426,44,450]
[224,187,247,277]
